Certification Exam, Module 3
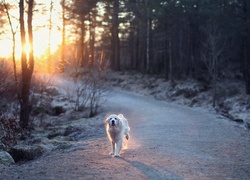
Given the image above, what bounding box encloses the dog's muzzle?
[111,120,115,126]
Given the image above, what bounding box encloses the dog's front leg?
[114,140,122,157]
[109,141,115,155]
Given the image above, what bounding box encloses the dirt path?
[1,89,250,179]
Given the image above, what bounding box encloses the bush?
[29,74,60,128]
[68,68,110,117]
[0,113,19,151]
[0,60,17,110]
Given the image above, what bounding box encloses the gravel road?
[1,89,250,180]
[105,90,250,179]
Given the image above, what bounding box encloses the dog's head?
[106,114,120,127]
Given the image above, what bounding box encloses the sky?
[0,0,63,58]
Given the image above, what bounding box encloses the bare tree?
[201,22,225,107]
[3,1,18,89]
[19,0,34,129]
[67,72,90,111]
[67,64,109,117]
[88,70,109,117]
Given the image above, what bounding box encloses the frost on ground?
[1,71,250,179]
[106,71,250,126]
[0,71,109,168]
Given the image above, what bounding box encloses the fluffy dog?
[105,114,130,157]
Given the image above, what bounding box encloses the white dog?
[105,114,130,157]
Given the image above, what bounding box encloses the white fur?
[105,114,130,157]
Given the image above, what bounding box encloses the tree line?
[0,0,249,130]
[60,0,250,94]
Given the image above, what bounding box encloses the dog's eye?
[114,118,117,120]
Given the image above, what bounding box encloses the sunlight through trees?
[0,0,249,130]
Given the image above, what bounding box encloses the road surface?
[1,89,250,179]
[104,90,250,179]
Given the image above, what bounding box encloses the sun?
[24,43,31,55]
[0,0,62,59]
[16,29,61,59]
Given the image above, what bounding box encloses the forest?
[0,0,250,149]
[67,0,250,90]
[61,0,250,92]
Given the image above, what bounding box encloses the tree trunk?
[60,0,66,72]
[19,0,34,129]
[27,0,34,72]
[111,0,120,71]
[242,0,250,94]
[145,4,151,73]
[187,16,195,78]
[212,55,218,108]
[135,27,140,71]
[168,34,173,83]
[80,15,86,67]
[48,0,53,73]
[88,6,96,68]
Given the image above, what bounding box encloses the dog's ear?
[105,117,109,124]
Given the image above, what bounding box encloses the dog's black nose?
[111,120,115,125]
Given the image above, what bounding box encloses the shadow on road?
[120,157,184,180]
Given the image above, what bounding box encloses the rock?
[233,119,244,123]
[0,151,15,165]
[8,145,45,162]
[53,136,72,142]
[51,106,65,116]
[47,130,64,139]
[64,125,81,136]
[245,122,250,130]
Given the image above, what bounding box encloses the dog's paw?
[126,134,130,140]
[114,154,120,157]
